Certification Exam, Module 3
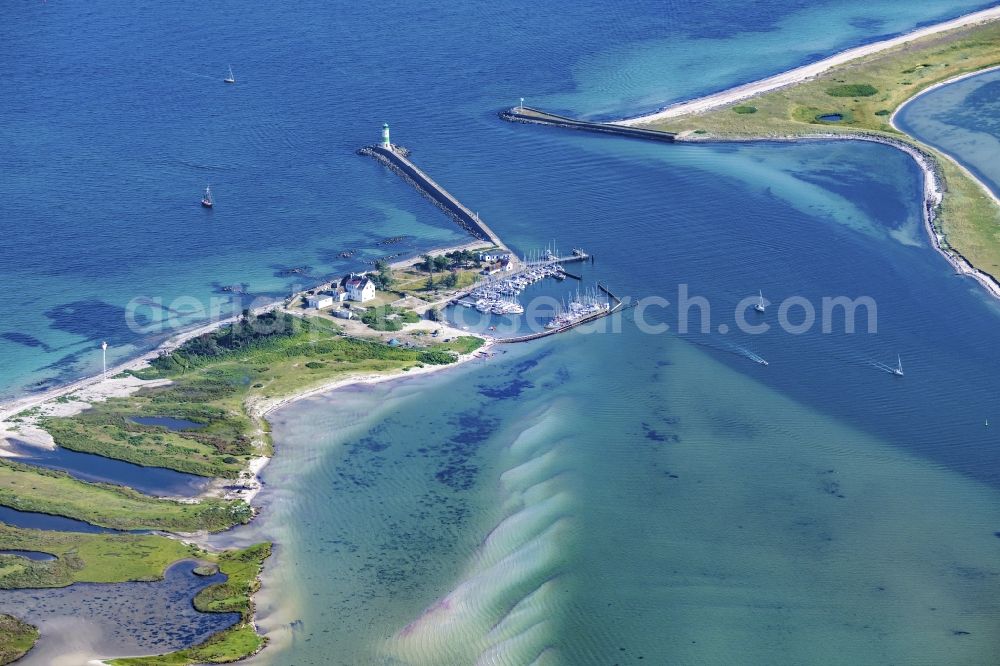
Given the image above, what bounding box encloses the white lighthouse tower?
[381,123,391,149]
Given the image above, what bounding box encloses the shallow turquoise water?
[248,137,1000,663]
[257,325,1000,664]
[3,1,1000,664]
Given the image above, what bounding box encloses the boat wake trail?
[683,336,769,366]
[727,342,769,366]
[862,354,904,376]
[383,406,574,665]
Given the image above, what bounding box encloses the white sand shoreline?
[234,325,493,504]
[614,4,1000,126]
[0,308,491,508]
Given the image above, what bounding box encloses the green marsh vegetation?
[825,83,879,96]
[3,310,479,662]
[0,524,197,587]
[40,311,480,477]
[0,614,37,665]
[0,460,250,532]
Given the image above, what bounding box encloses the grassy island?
[0,460,250,532]
[0,614,38,665]
[642,18,1000,283]
[0,524,200,587]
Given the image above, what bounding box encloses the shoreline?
[236,325,494,505]
[0,312,492,510]
[0,313,492,666]
[0,239,491,433]
[614,4,1000,126]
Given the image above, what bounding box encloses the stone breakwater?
[500,101,1000,302]
[358,145,509,251]
[498,106,676,142]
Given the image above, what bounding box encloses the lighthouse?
[381,123,391,149]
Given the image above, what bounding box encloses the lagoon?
[894,67,1000,198]
[0,561,238,665]
[4,440,210,498]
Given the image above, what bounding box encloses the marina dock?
[494,282,625,344]
[360,125,623,344]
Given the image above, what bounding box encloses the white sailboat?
[892,354,903,376]
[201,185,213,208]
[224,65,236,84]
[754,289,766,313]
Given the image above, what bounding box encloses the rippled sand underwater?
[255,329,1000,666]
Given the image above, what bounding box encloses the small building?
[306,293,334,310]
[339,273,376,302]
[331,287,349,302]
[332,308,354,320]
[479,258,514,275]
[478,251,510,263]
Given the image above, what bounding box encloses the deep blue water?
[0,0,994,400]
[3,0,1000,663]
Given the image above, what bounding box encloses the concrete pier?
[358,144,509,252]
[499,106,676,142]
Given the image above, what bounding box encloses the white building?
[333,308,354,320]
[478,251,510,263]
[479,257,514,275]
[341,274,376,302]
[306,293,334,310]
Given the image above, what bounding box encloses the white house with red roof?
[340,274,376,302]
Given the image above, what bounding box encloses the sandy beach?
[615,4,1000,126]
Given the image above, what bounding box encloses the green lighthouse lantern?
[382,123,391,148]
